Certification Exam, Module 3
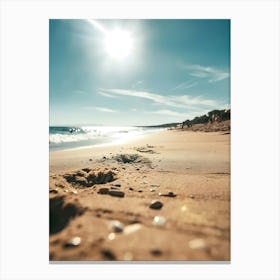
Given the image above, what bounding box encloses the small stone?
[136,168,140,171]
[123,252,133,261]
[181,205,188,212]
[108,190,125,198]
[150,189,155,192]
[63,236,81,248]
[124,223,142,235]
[72,190,78,194]
[158,192,176,197]
[129,187,134,191]
[108,233,116,241]
[150,183,160,187]
[101,248,116,260]
[49,189,58,194]
[112,183,121,187]
[153,216,166,227]
[168,191,176,197]
[89,158,93,161]
[108,220,124,233]
[150,249,162,256]
[98,188,109,194]
[189,194,195,199]
[188,238,207,250]
[138,190,143,193]
[82,168,91,173]
[149,200,163,210]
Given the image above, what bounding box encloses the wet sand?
[49,129,230,261]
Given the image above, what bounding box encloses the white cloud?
[84,106,117,113]
[150,109,211,121]
[98,91,118,98]
[151,110,186,117]
[170,95,218,107]
[182,64,230,83]
[171,81,198,91]
[99,88,221,110]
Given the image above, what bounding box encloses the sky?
[49,19,230,126]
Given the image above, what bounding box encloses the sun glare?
[105,29,133,60]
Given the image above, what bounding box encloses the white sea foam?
[49,126,162,150]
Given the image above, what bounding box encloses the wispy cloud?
[84,106,117,113]
[98,91,118,98]
[182,64,229,83]
[151,110,186,117]
[150,109,210,121]
[171,80,198,91]
[98,88,221,109]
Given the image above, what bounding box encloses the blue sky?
[50,19,230,126]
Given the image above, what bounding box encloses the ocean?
[49,126,163,151]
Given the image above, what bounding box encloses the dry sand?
[49,128,230,261]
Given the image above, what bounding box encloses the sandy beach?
[49,128,230,261]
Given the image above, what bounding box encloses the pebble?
[153,216,166,227]
[150,249,162,256]
[124,223,142,235]
[63,236,81,248]
[189,194,195,199]
[158,192,176,197]
[98,188,109,194]
[108,220,124,233]
[150,184,160,187]
[49,189,58,194]
[188,238,207,250]
[101,248,116,260]
[129,187,134,191]
[150,189,155,192]
[112,183,121,187]
[138,190,143,193]
[89,158,93,161]
[181,205,188,212]
[108,190,125,198]
[149,200,163,210]
[108,233,116,241]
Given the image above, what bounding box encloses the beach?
[49,128,230,261]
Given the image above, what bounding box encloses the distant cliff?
[179,109,231,132]
[182,109,230,127]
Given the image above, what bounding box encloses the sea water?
[49,126,163,151]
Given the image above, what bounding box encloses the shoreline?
[49,129,230,261]
[49,128,165,153]
[49,129,165,153]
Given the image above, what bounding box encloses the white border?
[0,0,279,279]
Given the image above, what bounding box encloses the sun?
[104,29,133,60]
